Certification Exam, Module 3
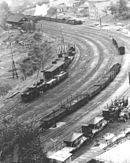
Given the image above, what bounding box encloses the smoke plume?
[0,1,10,28]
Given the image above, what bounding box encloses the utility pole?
[99,16,102,27]
[129,72,130,85]
[7,30,18,79]
[41,41,50,82]
[10,42,19,79]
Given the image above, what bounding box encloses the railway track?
[0,25,115,119]
[16,31,117,123]
[0,21,126,155]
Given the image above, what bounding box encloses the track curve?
[0,22,124,152]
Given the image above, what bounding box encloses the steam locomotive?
[21,45,76,102]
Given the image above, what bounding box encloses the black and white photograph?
[0,0,130,162]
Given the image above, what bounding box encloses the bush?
[19,41,51,78]
[0,84,11,96]
[109,0,130,20]
[0,122,50,162]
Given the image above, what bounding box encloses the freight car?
[112,38,125,55]
[26,15,83,25]
[40,63,121,129]
[118,46,125,55]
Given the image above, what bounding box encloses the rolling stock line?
[38,62,121,129]
[40,70,128,153]
[35,25,126,153]
[27,15,83,25]
[34,24,121,102]
[24,33,118,122]
[39,63,120,136]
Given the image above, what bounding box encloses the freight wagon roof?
[64,132,83,143]
[44,61,65,72]
[48,149,72,162]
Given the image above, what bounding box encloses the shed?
[6,14,28,25]
[48,149,72,163]
[6,13,29,26]
[92,116,104,125]
[64,132,83,147]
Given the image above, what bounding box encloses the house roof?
[93,116,104,124]
[48,149,72,162]
[64,132,83,143]
[7,14,26,23]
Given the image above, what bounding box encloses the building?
[56,3,68,13]
[48,149,72,163]
[78,3,89,17]
[6,14,28,27]
[6,14,35,32]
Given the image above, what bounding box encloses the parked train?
[27,15,83,25]
[21,45,76,102]
[39,63,121,129]
[112,38,125,55]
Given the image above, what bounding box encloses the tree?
[47,7,57,17]
[0,1,11,29]
[109,2,118,15]
[0,122,50,162]
[108,0,129,19]
[118,0,128,15]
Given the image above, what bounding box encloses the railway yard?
[1,13,130,163]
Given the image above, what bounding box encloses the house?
[6,14,35,32]
[48,149,72,163]
[6,14,28,27]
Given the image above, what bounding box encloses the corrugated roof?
[7,14,26,23]
[93,116,104,124]
[48,149,72,162]
[45,61,65,72]
[64,132,83,143]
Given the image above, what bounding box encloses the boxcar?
[118,46,125,55]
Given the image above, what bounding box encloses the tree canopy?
[109,0,130,19]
